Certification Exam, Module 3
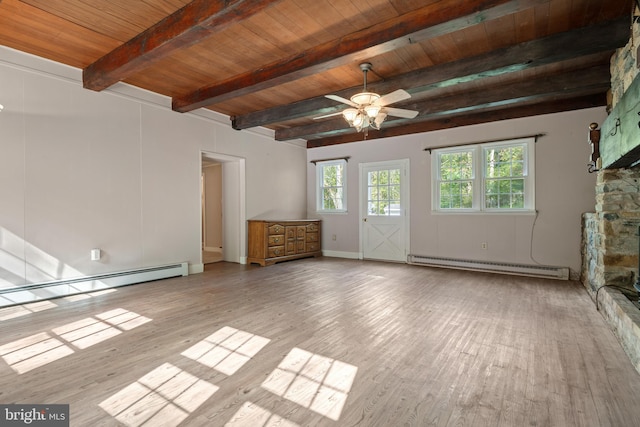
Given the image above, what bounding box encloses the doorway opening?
[202,158,223,264]
[201,152,246,265]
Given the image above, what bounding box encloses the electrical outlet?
[332,234,337,241]
[481,242,487,249]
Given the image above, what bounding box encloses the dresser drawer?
[285,226,296,239]
[268,246,285,258]
[268,223,285,235]
[306,232,318,243]
[306,223,318,233]
[306,242,320,252]
[268,235,285,246]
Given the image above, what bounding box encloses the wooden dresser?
[247,219,321,266]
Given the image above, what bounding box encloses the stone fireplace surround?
[581,10,640,374]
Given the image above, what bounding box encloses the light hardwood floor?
[1,257,640,426]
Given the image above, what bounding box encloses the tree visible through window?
[485,145,525,209]
[432,138,535,212]
[317,159,347,212]
[439,151,473,209]
[367,168,401,216]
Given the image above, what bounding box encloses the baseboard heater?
[0,262,188,307]
[407,254,569,280]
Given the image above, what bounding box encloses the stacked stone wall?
[583,168,640,293]
[610,8,640,109]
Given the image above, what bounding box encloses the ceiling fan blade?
[314,111,344,120]
[375,89,411,106]
[326,94,357,107]
[384,107,419,119]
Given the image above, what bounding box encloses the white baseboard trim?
[322,250,360,260]
[189,263,204,274]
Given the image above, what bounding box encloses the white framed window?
[366,167,402,216]
[432,138,535,213]
[316,159,347,213]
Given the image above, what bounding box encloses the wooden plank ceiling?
[0,0,633,147]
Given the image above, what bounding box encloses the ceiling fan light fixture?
[373,111,387,129]
[321,62,417,135]
[342,108,359,125]
[350,92,380,106]
[352,111,365,129]
[364,104,381,118]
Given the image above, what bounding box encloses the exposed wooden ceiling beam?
[173,0,546,112]
[83,0,281,91]
[231,16,629,130]
[306,94,605,148]
[276,64,610,141]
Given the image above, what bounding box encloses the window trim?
[316,159,348,213]
[432,137,535,213]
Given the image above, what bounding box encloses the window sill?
[316,210,348,215]
[431,209,536,216]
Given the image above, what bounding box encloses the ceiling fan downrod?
[359,62,372,91]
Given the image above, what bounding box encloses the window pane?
[486,145,525,179]
[390,185,400,200]
[486,194,498,208]
[440,152,473,180]
[323,165,341,186]
[390,169,400,184]
[322,188,343,210]
[462,193,473,207]
[512,179,524,193]
[484,177,526,209]
[440,181,472,209]
[440,195,451,209]
[499,180,511,194]
[318,160,346,212]
[368,186,378,200]
[512,194,524,208]
[379,187,389,200]
[368,171,378,185]
[486,180,498,194]
[368,168,402,215]
[380,202,389,215]
[512,162,523,176]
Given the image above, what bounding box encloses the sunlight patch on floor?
[100,362,218,427]
[261,347,358,421]
[181,326,270,375]
[0,300,58,321]
[0,309,151,373]
[0,332,74,374]
[225,401,300,427]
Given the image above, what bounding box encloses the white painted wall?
[0,45,604,287]
[0,47,306,287]
[308,108,605,277]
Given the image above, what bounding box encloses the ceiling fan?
[316,62,419,133]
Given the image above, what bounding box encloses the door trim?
[201,151,246,265]
[358,159,410,262]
